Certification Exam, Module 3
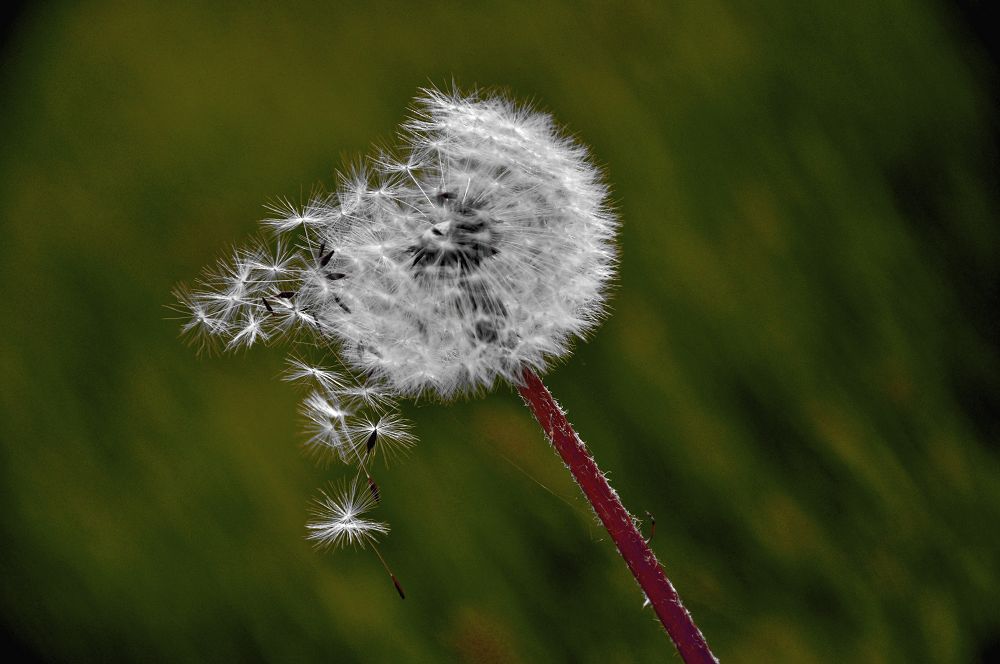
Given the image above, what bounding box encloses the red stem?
[517,368,717,664]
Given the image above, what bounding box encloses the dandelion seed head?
[175,86,617,466]
[283,89,616,398]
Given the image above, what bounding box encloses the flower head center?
[408,192,500,275]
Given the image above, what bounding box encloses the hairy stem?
[517,368,717,664]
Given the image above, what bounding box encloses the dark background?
[1,1,998,662]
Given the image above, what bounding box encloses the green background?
[2,1,998,662]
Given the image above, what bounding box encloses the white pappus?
[174,87,618,555]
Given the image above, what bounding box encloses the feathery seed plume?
[307,479,389,550]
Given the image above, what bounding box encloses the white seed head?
[176,87,619,563]
[175,88,618,399]
[317,89,618,397]
[306,479,388,550]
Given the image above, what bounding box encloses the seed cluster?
[175,88,617,550]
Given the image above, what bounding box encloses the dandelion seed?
[226,310,269,351]
[283,357,348,391]
[171,284,228,354]
[302,390,351,420]
[366,476,381,503]
[346,412,416,464]
[263,197,325,234]
[248,238,298,282]
[306,479,388,550]
[339,384,397,412]
[301,390,352,461]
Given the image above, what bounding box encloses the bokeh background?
[2,1,998,662]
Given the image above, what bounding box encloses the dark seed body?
[391,575,406,600]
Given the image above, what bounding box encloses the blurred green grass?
[1,1,998,662]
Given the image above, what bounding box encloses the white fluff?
[176,87,619,550]
[176,88,617,400]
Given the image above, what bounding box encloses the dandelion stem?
[517,368,717,664]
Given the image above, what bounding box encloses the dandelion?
[174,87,715,662]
